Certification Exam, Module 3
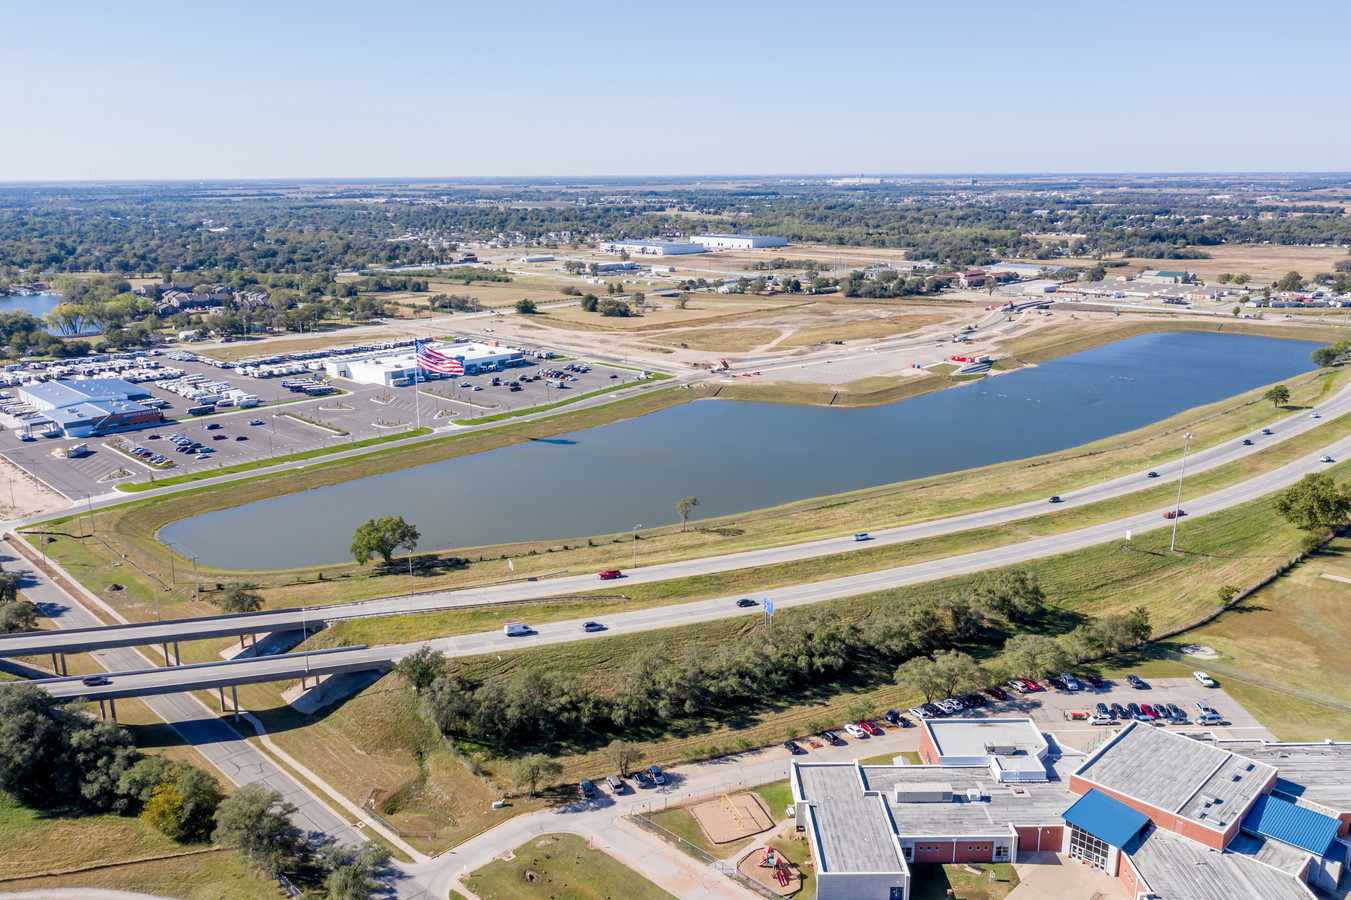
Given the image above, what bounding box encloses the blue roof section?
[1244,794,1339,857]
[1063,789,1150,849]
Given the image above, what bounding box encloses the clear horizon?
[4,0,1348,181]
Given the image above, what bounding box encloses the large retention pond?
[162,331,1320,570]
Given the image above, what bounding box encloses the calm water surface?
[162,332,1319,569]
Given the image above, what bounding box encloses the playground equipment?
[722,792,750,830]
[759,847,791,887]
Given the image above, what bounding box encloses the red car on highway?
[598,570,622,580]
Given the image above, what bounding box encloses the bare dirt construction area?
[690,792,774,844]
[0,455,68,518]
[1114,243,1349,283]
[737,844,803,896]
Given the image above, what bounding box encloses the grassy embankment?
[466,833,678,900]
[186,482,1324,847]
[31,366,1345,634]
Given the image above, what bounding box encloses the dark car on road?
[736,598,758,608]
[82,675,110,686]
[1147,471,1159,478]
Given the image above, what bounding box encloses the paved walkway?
[1009,851,1126,899]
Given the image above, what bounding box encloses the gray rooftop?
[1076,724,1273,830]
[864,764,1074,837]
[796,765,906,874]
[1217,741,1351,814]
[925,718,1046,760]
[1129,827,1315,900]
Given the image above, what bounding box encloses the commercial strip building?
[792,718,1350,900]
[322,341,526,386]
[16,378,163,438]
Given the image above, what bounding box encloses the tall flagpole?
[413,341,422,431]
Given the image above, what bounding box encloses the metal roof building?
[1243,794,1340,858]
[1063,789,1151,849]
[691,234,787,250]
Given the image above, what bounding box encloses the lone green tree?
[676,496,700,531]
[322,843,390,900]
[211,783,305,875]
[1312,342,1350,368]
[217,582,264,614]
[512,753,563,798]
[603,738,644,777]
[0,598,38,634]
[1273,473,1351,531]
[350,516,420,567]
[1264,384,1290,408]
[394,646,445,696]
[514,298,537,314]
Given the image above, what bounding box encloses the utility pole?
[632,524,642,568]
[1170,433,1194,552]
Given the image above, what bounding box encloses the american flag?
[414,339,464,376]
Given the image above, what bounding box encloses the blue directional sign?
[763,597,774,615]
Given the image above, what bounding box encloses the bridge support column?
[51,652,58,674]
[173,642,181,666]
[99,699,106,720]
[218,686,226,712]
[109,698,117,724]
[231,686,239,723]
[57,653,67,676]
[162,642,170,666]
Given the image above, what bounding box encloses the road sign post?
[763,596,774,626]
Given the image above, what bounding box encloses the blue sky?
[2,0,1347,180]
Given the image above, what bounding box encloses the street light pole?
[86,492,94,535]
[632,524,642,568]
[1170,432,1194,552]
[190,556,200,603]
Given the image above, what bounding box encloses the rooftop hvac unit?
[966,788,987,802]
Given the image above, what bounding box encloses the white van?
[503,622,530,636]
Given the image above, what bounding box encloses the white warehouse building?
[324,342,526,386]
[598,240,706,256]
[692,233,788,250]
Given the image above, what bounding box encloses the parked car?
[606,775,625,793]
[908,706,930,720]
[581,621,605,632]
[205,423,221,430]
[1021,679,1041,692]
[860,721,883,736]
[1096,702,1110,717]
[984,686,1008,700]
[235,435,247,441]
[883,709,903,725]
[1110,703,1129,720]
[648,764,665,785]
[1197,712,1224,725]
[212,433,228,440]
[1083,675,1105,689]
[598,569,622,580]
[1007,680,1029,694]
[962,693,987,707]
[784,741,805,755]
[1089,715,1115,725]
[1166,703,1187,722]
[249,419,264,425]
[821,730,844,745]
[922,703,944,718]
[579,780,596,799]
[631,770,650,788]
[1125,675,1146,689]
[736,598,758,608]
[1126,702,1143,718]
[1047,676,1067,691]
[843,723,867,739]
[1140,703,1159,719]
[1060,673,1080,691]
[1195,700,1218,716]
[1193,671,1217,688]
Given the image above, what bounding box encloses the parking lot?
[920,676,1276,745]
[0,347,645,500]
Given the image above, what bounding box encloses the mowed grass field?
[1111,244,1351,284]
[467,833,677,900]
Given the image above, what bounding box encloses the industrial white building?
[16,378,163,437]
[323,342,526,386]
[691,234,788,250]
[598,240,706,256]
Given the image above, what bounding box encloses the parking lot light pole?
[1170,432,1194,552]
[632,524,642,568]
